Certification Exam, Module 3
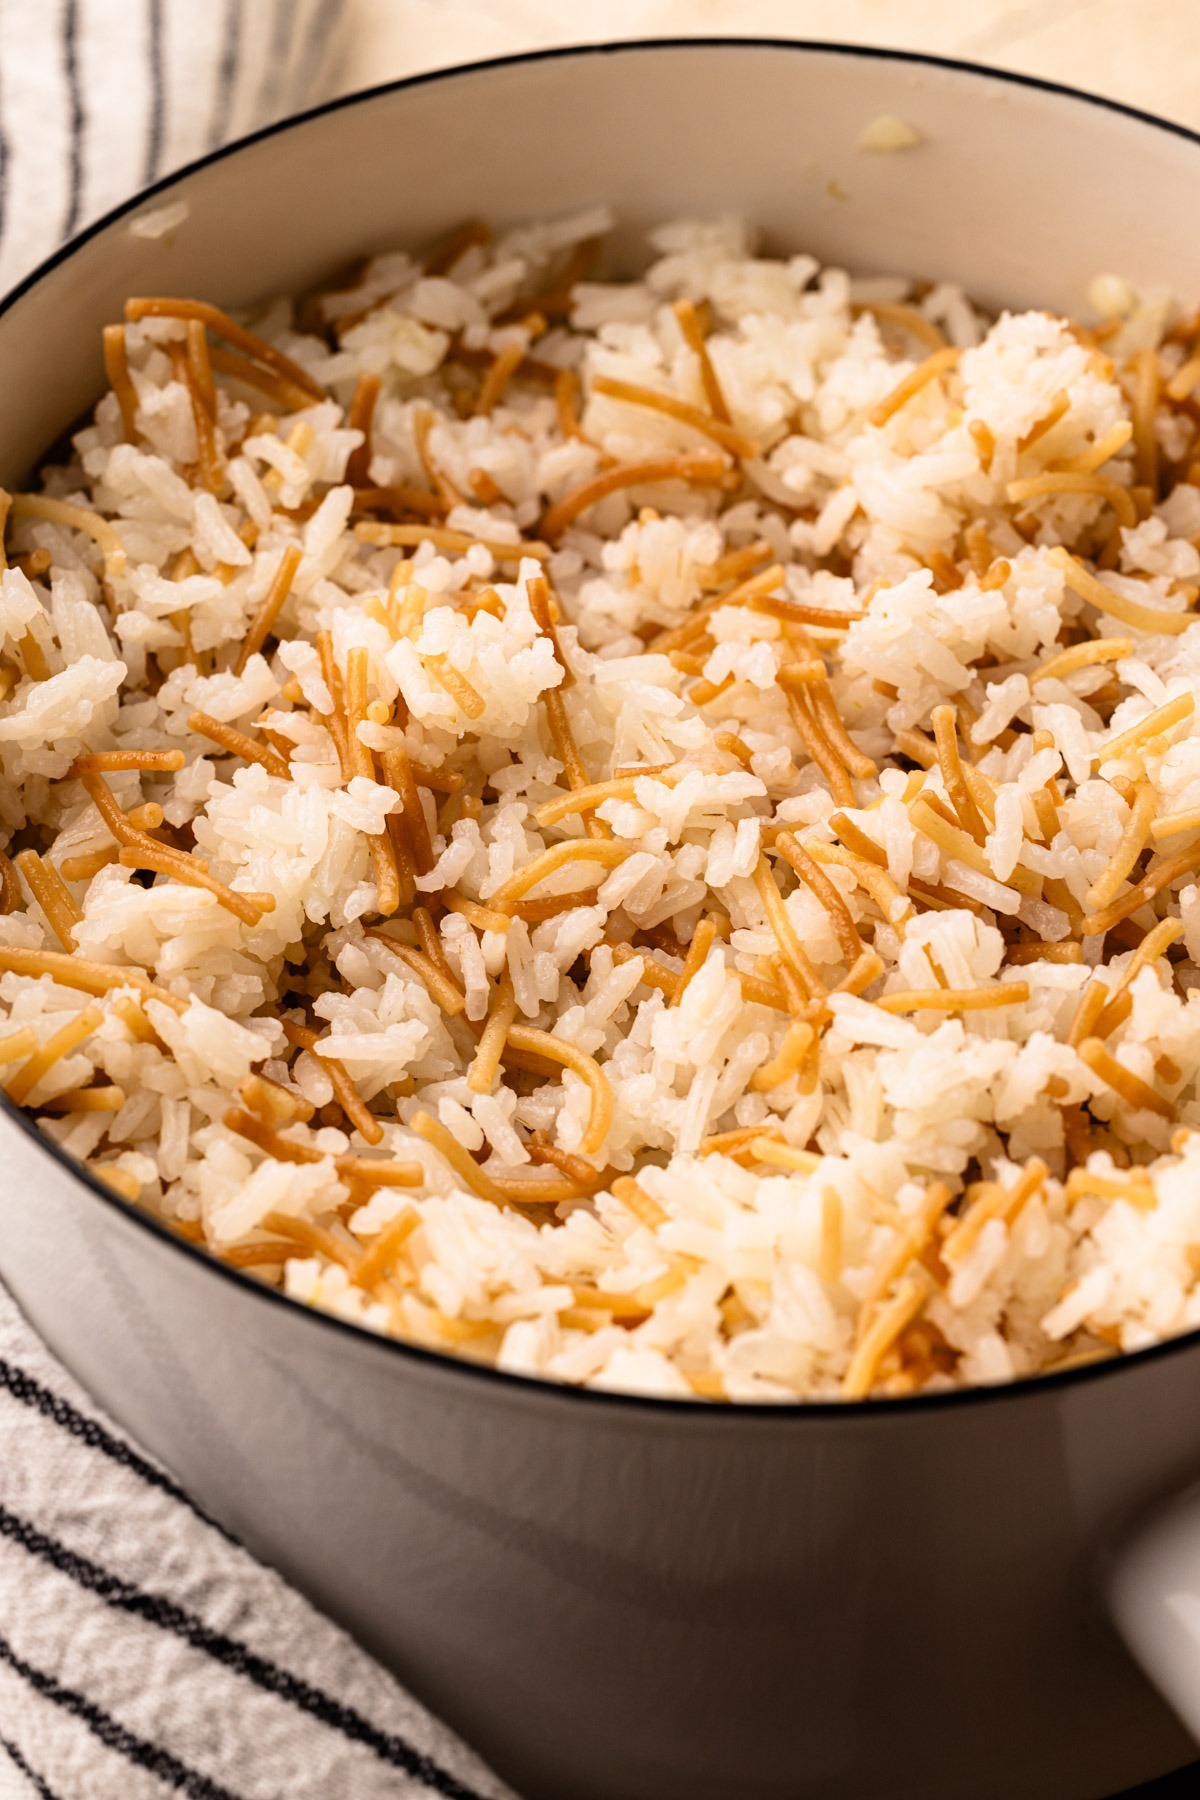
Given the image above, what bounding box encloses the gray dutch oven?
[3,40,1200,1800]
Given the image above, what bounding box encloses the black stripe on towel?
[0,1733,62,1800]
[0,1633,244,1800]
[295,0,345,103]
[60,0,85,239]
[207,0,242,151]
[253,0,292,126]
[0,1358,237,1544]
[143,0,166,186]
[0,1505,488,1800]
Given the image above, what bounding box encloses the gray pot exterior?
[4,40,1200,1800]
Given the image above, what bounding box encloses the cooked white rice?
[4,211,1200,1401]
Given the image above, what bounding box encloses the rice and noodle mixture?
[5,211,1200,1401]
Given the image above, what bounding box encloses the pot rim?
[6,33,1199,1423]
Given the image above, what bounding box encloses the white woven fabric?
[0,0,349,294]
[0,1282,514,1799]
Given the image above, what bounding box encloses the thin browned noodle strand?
[124,296,324,400]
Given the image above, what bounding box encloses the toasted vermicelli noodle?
[9,211,1200,1400]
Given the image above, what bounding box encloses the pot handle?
[1109,1482,1200,1740]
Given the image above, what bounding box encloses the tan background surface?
[340,1,1200,129]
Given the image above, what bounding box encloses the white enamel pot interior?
[6,40,1200,1800]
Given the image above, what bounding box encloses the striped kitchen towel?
[0,4,515,1795]
[0,0,348,295]
[0,1281,514,1799]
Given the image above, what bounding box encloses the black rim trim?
[5,35,1200,1422]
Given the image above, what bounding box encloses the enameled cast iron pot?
[7,41,1200,1800]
